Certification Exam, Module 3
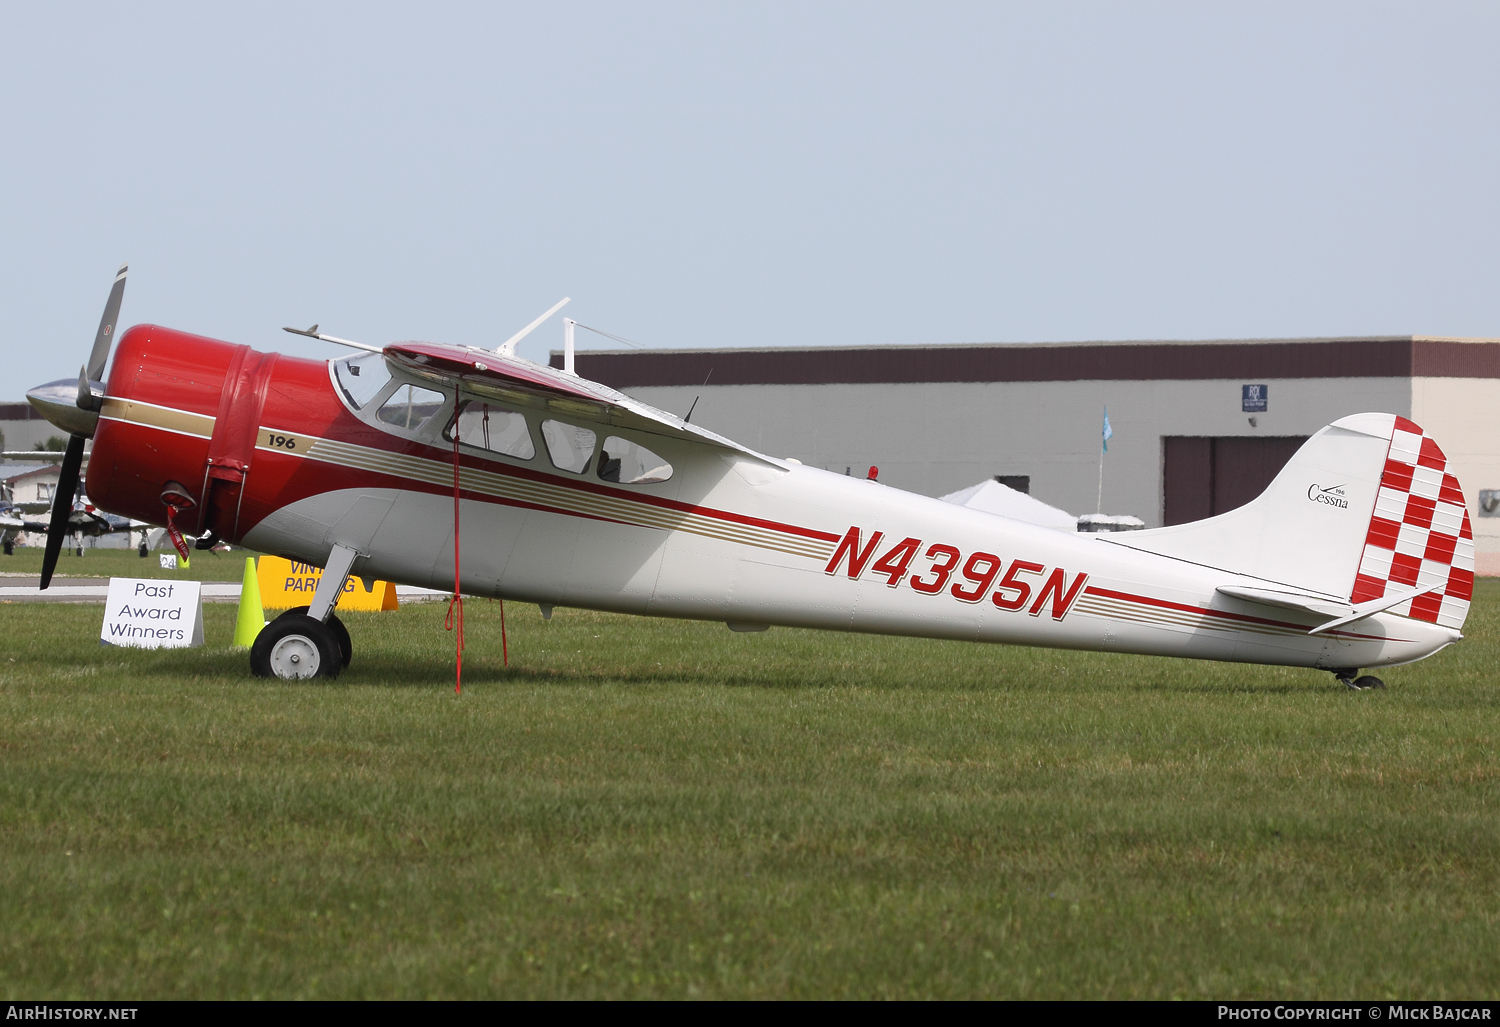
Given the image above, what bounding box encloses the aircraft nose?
[27,379,100,438]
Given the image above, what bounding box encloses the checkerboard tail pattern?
[1349,417,1473,629]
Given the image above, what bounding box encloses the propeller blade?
[85,263,128,383]
[39,434,86,590]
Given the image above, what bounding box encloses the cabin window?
[598,436,673,484]
[540,419,597,474]
[333,353,391,409]
[447,401,535,460]
[376,384,447,431]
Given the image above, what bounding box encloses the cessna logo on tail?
[1308,483,1349,509]
[825,526,1088,621]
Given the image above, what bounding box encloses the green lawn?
[2,546,254,582]
[1,582,1497,998]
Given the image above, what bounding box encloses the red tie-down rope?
[163,503,192,562]
[447,433,465,694]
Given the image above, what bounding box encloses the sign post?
[256,555,399,612]
[100,578,204,648]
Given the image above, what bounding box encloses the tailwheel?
[251,613,343,680]
[1334,670,1386,690]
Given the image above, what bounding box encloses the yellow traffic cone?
[233,556,265,648]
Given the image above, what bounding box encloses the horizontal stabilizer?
[1306,582,1446,635]
[1214,585,1350,619]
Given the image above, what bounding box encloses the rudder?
[1349,416,1473,629]
[1109,413,1474,630]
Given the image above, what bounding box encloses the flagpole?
[1097,406,1110,514]
[1096,442,1104,514]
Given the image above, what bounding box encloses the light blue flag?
[1102,408,1113,453]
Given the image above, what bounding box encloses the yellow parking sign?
[256,555,399,612]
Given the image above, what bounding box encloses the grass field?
[1,578,1498,999]
[1,546,255,582]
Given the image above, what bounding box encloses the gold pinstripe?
[259,429,836,562]
[1073,594,1311,639]
[99,397,214,439]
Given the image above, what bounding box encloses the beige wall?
[626,377,1416,530]
[1411,377,1500,570]
[0,419,71,453]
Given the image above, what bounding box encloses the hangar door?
[1162,436,1310,526]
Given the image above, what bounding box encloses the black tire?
[1353,675,1386,690]
[138,541,148,557]
[2,540,12,556]
[278,606,352,667]
[250,614,342,680]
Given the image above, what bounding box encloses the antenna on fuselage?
[683,367,713,424]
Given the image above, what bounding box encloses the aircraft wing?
[2,516,51,532]
[383,342,775,462]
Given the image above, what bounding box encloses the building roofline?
[2,463,58,483]
[550,334,1500,361]
[547,335,1500,388]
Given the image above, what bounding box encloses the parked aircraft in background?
[0,490,147,556]
[23,266,1474,687]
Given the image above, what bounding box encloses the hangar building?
[550,335,1500,573]
[0,402,70,454]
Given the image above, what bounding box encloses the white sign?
[101,578,204,648]
[159,554,177,570]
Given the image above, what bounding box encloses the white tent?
[939,479,1077,532]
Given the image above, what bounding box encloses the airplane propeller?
[31,263,127,589]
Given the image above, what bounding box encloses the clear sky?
[3,2,1498,395]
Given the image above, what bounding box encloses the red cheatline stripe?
[259,436,831,556]
[309,429,843,544]
[1082,585,1394,642]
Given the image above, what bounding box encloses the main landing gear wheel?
[277,606,352,667]
[251,614,343,680]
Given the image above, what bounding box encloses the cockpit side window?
[598,436,673,484]
[446,401,535,460]
[333,353,392,410]
[540,419,597,474]
[376,384,447,431]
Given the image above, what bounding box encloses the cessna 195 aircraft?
[25,266,1474,686]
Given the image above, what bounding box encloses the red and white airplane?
[27,266,1475,686]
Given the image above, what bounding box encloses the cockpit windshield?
[333,353,392,410]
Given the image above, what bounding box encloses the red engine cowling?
[87,324,336,544]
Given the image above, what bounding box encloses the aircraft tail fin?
[1109,413,1475,630]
